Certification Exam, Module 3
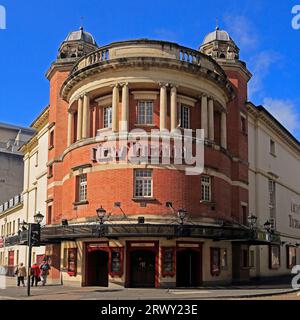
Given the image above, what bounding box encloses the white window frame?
[201,176,212,202]
[78,174,87,202]
[103,106,113,129]
[179,104,191,129]
[137,101,154,125]
[134,169,153,198]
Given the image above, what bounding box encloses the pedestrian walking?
[30,262,41,287]
[40,261,51,286]
[15,263,27,287]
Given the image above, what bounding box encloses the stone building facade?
[0,108,48,274]
[0,122,34,203]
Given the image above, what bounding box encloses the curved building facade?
[43,27,269,288]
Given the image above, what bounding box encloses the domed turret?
[58,27,98,60]
[199,27,239,61]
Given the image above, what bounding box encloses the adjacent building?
[0,108,48,274]
[248,103,300,279]
[0,122,35,203]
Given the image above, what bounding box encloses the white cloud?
[249,51,281,98]
[223,15,258,50]
[263,98,300,135]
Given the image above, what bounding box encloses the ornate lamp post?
[96,206,107,237]
[248,214,258,230]
[177,209,187,226]
[264,220,272,242]
[22,212,44,297]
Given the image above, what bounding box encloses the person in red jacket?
[30,263,41,287]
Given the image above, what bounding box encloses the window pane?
[137,101,153,124]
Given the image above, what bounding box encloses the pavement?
[0,276,299,300]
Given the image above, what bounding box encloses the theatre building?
[40,26,292,288]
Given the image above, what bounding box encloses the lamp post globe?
[177,209,187,225]
[96,206,107,224]
[264,220,272,233]
[248,214,257,228]
[34,212,44,224]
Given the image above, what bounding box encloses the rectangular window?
[49,130,54,149]
[161,247,176,277]
[103,106,112,128]
[77,174,88,202]
[134,169,153,198]
[47,206,52,225]
[270,139,276,156]
[287,246,297,269]
[180,104,190,129]
[241,116,247,134]
[269,245,281,269]
[210,248,221,276]
[242,206,248,226]
[201,176,211,202]
[137,101,153,125]
[67,248,77,277]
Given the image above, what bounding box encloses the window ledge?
[73,200,89,206]
[200,200,215,205]
[134,124,156,128]
[47,174,53,179]
[270,152,277,158]
[132,197,156,202]
[48,145,54,151]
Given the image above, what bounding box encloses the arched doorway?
[130,250,156,288]
[176,250,202,287]
[86,250,109,287]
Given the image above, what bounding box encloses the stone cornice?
[60,57,235,103]
[45,60,76,81]
[20,107,50,154]
[247,102,300,156]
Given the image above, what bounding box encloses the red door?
[8,251,14,266]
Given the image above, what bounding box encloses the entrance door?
[86,250,109,287]
[176,250,201,287]
[130,250,156,288]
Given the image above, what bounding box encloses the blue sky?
[0,0,299,139]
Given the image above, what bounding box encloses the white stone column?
[170,86,177,131]
[208,98,215,141]
[67,111,73,147]
[201,94,208,139]
[160,84,167,131]
[77,97,83,141]
[82,94,90,139]
[121,83,129,132]
[221,111,227,149]
[112,85,119,132]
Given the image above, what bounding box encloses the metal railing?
[70,39,226,78]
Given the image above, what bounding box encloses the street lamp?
[96,206,107,238]
[26,212,44,297]
[34,212,44,224]
[264,220,272,233]
[177,209,187,225]
[248,214,258,229]
[96,206,107,225]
